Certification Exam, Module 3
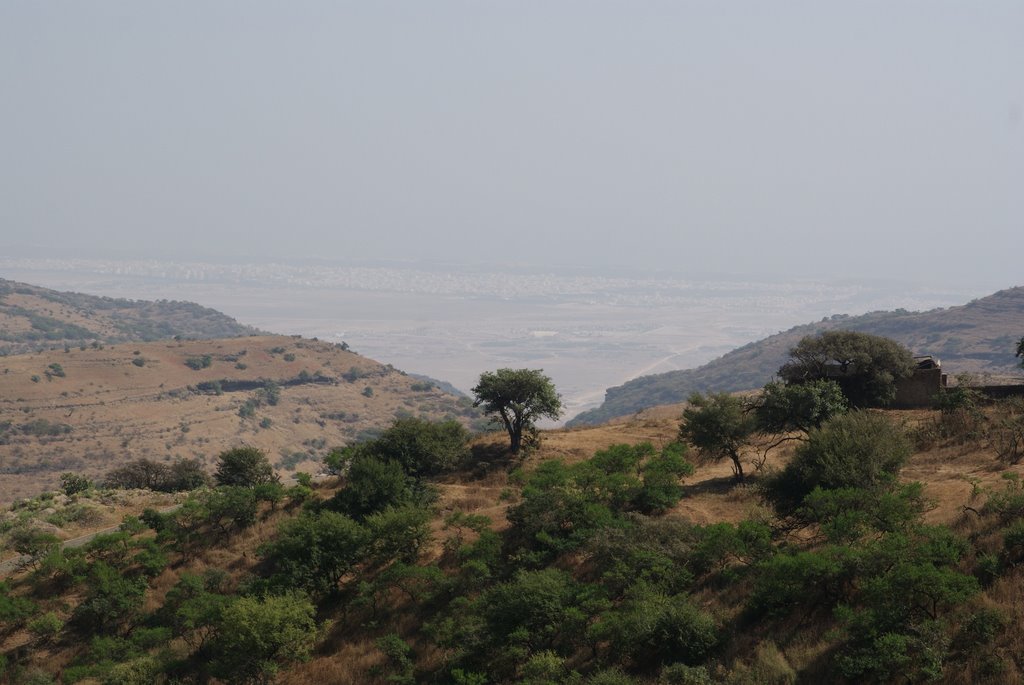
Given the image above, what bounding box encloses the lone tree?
[679,392,756,481]
[214,446,277,487]
[472,368,562,453]
[778,330,915,407]
[1017,336,1024,368]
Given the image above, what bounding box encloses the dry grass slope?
[0,335,479,504]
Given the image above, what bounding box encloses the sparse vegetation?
[184,355,212,370]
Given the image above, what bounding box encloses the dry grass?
[0,335,476,506]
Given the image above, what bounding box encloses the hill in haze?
[569,286,1024,426]
[0,278,260,356]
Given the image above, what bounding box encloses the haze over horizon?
[2,2,1021,286]
[2,254,1013,423]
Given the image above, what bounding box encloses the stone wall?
[893,367,945,408]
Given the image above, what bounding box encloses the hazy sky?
[2,2,1021,284]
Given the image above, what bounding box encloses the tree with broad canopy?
[472,368,562,453]
[778,330,916,407]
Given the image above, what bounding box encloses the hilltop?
[0,334,481,505]
[569,286,1024,426]
[0,278,259,356]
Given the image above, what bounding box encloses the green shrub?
[72,562,148,634]
[595,586,718,667]
[1003,519,1024,562]
[27,611,63,641]
[261,510,369,596]
[797,482,926,542]
[214,446,276,487]
[765,411,911,515]
[0,581,36,626]
[203,486,259,535]
[7,525,60,566]
[184,355,212,370]
[365,505,432,565]
[748,546,856,617]
[209,593,320,683]
[376,633,415,685]
[587,668,637,685]
[342,365,367,382]
[587,516,698,596]
[103,655,162,685]
[329,455,414,520]
[983,473,1024,522]
[60,472,92,496]
[958,608,1006,647]
[636,442,694,512]
[659,664,713,685]
[754,379,847,434]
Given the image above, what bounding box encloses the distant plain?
[0,257,1000,420]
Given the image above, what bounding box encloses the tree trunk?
[509,426,522,453]
[730,452,745,481]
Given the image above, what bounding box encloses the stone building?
[893,356,946,408]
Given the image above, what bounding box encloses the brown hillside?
[0,335,479,505]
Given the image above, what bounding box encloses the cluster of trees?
[679,331,914,480]
[104,457,209,492]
